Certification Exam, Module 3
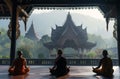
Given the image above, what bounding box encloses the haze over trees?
[0,28,117,59]
[0,10,117,59]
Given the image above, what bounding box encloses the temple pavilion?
[44,12,96,53]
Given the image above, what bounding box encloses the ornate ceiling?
[0,0,118,18]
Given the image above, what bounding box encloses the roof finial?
[67,12,71,20]
[68,12,70,15]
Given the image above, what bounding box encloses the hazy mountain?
[26,10,114,39]
[0,10,114,39]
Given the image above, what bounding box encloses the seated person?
[92,50,114,77]
[8,50,30,75]
[49,49,70,77]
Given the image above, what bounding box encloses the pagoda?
[25,21,39,41]
[44,12,96,53]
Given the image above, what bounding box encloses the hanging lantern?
[7,21,20,40]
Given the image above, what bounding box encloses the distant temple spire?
[63,12,75,28]
[67,12,71,20]
[25,21,39,41]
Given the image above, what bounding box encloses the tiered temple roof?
[44,12,96,50]
[25,22,39,41]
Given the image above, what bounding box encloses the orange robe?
[8,57,30,75]
[93,57,114,77]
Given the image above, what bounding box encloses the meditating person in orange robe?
[8,50,30,75]
[92,50,114,77]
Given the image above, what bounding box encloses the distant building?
[44,12,96,53]
[25,22,39,41]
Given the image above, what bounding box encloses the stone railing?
[0,59,118,66]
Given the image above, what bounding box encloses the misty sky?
[27,8,115,39]
[0,7,115,39]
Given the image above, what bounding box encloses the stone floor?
[0,66,119,79]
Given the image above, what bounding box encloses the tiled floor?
[0,66,119,79]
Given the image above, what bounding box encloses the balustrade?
[0,59,118,66]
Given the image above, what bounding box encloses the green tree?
[17,47,32,58]
[86,51,97,58]
[0,28,10,58]
[40,35,51,43]
[16,37,34,58]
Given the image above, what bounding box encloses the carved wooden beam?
[17,0,118,5]
[0,5,5,14]
[4,0,28,18]
[4,0,12,15]
[17,5,29,31]
[105,6,117,31]
[18,6,29,17]
[4,0,28,31]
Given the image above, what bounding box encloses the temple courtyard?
[0,66,119,79]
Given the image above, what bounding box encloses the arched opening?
[0,7,118,65]
[0,1,119,78]
[17,7,117,60]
